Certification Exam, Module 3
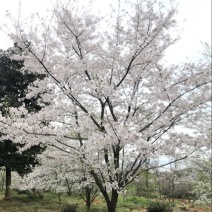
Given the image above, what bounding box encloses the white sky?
[0,0,211,64]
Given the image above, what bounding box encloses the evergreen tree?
[0,48,46,200]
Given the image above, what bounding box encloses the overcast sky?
[0,0,211,64]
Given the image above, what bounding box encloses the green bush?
[147,201,174,212]
[61,203,78,212]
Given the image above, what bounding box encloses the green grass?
[0,190,150,212]
[0,190,60,212]
[1,190,209,212]
[118,196,150,211]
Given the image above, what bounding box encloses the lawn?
[0,190,209,212]
[0,190,148,212]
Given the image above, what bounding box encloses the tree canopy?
[0,0,211,210]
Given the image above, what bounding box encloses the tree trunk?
[106,189,118,212]
[90,170,118,212]
[65,178,72,196]
[4,167,11,200]
[58,193,61,203]
[85,187,91,209]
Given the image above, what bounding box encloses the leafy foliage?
[61,203,78,212]
[0,50,46,115]
[0,140,45,175]
[147,201,175,212]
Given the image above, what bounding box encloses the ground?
[0,190,210,212]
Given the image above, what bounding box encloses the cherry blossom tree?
[188,152,211,208]
[192,165,211,208]
[12,147,99,209]
[12,148,79,194]
[0,0,211,211]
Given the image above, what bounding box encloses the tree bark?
[65,178,72,196]
[91,170,119,212]
[85,187,91,209]
[106,189,118,212]
[4,167,11,200]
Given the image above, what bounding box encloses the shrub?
[61,203,78,212]
[147,201,174,212]
[16,189,31,195]
[15,188,44,200]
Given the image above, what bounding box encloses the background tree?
[12,147,99,209]
[189,153,212,208]
[0,48,46,200]
[0,169,5,190]
[1,0,211,211]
